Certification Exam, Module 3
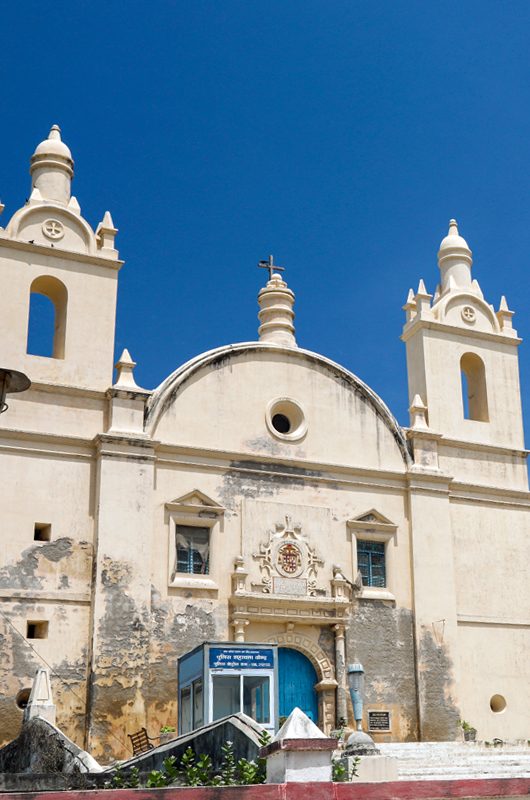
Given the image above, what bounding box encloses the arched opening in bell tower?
[26,276,68,359]
[460,352,489,422]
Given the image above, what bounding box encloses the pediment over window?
[166,490,225,516]
[347,509,397,532]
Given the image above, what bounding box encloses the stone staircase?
[377,741,530,781]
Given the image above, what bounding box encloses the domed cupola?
[437,219,473,293]
[29,124,74,205]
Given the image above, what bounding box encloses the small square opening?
[34,523,51,542]
[26,621,48,639]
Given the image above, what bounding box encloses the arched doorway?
[278,647,318,723]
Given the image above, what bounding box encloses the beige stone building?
[0,126,528,760]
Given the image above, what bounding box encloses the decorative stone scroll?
[253,515,324,596]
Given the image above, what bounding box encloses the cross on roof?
[258,255,285,281]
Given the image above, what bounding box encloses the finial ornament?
[258,255,285,282]
[437,217,473,293]
[30,123,74,204]
[257,258,296,347]
[113,349,142,390]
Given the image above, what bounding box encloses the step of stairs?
[377,742,530,781]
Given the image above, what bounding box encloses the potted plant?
[159,725,176,745]
[459,720,477,742]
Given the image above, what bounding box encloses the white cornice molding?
[401,316,522,346]
[0,236,123,270]
[26,381,107,400]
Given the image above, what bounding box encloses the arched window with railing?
[460,352,488,422]
[26,276,67,359]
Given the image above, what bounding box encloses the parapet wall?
[1,778,530,800]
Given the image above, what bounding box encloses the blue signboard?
[209,646,274,670]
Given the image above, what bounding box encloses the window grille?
[357,540,386,587]
[175,526,210,574]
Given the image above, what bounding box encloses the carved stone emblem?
[462,306,476,323]
[42,219,64,240]
[253,514,324,595]
[277,542,302,576]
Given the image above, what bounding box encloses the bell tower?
[402,220,525,452]
[0,125,122,391]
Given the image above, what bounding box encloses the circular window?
[272,413,291,434]
[490,694,507,713]
[266,398,307,442]
[16,688,31,709]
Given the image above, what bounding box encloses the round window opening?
[16,688,31,709]
[266,398,307,442]
[490,694,507,713]
[272,413,291,434]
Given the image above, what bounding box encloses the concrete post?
[334,624,347,726]
[24,667,56,725]
[260,706,337,783]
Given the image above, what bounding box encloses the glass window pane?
[357,540,386,588]
[212,675,240,720]
[243,675,270,724]
[175,526,210,575]
[180,686,192,733]
[193,679,203,728]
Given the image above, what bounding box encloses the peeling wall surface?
[1,130,529,761]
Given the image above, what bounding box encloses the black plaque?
[368,710,391,731]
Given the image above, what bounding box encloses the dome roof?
[438,219,471,256]
[32,124,72,161]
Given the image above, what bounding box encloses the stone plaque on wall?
[273,577,307,596]
[368,710,391,731]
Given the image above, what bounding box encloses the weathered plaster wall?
[0,601,90,746]
[346,600,418,742]
[0,448,93,748]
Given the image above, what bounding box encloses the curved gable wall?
[147,344,409,472]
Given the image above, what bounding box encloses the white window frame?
[347,515,397,602]
[166,496,224,590]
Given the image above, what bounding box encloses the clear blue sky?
[2,1,529,441]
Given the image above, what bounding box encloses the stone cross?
[258,255,285,281]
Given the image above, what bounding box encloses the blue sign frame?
[209,646,275,670]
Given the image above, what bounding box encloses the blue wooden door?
[278,647,318,723]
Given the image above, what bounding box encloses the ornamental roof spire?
[437,218,473,294]
[30,124,74,205]
[257,256,296,347]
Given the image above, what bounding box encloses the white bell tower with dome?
[402,219,525,467]
[0,125,122,392]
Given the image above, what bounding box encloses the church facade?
[0,127,528,760]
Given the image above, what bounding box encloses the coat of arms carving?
[252,515,324,595]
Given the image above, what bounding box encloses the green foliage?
[146,755,179,787]
[107,766,126,789]
[332,755,360,782]
[127,767,140,788]
[458,719,476,733]
[106,765,140,789]
[105,732,271,789]
[236,758,262,785]
[218,740,237,785]
[331,718,347,742]
[146,769,167,788]
[177,735,269,787]
[177,748,215,787]
[332,761,347,782]
[160,725,176,733]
